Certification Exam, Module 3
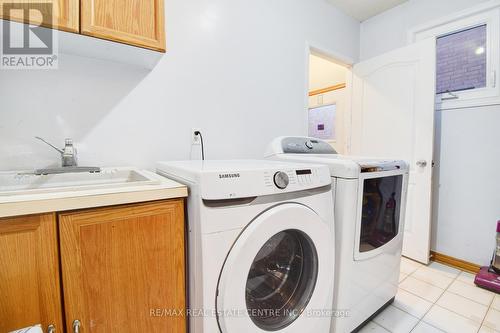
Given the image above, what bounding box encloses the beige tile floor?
[359,257,500,333]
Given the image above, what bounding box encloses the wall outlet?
[192,128,201,145]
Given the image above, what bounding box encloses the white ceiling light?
[327,0,409,21]
[475,46,485,55]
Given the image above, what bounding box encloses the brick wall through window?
[436,25,487,94]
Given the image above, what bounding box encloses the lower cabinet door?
[0,213,64,333]
[59,200,186,333]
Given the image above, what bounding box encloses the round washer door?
[216,203,334,333]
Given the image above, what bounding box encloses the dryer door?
[216,203,334,333]
[354,169,408,261]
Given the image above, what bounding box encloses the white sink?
[0,168,161,196]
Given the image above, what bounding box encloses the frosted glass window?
[436,25,487,94]
[308,104,336,140]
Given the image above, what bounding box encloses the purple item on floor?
[475,266,500,293]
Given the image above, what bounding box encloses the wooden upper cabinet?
[0,213,64,333]
[81,0,166,52]
[59,199,186,333]
[0,0,165,50]
[0,0,79,32]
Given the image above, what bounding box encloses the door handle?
[416,160,427,167]
[73,320,81,333]
[47,325,55,333]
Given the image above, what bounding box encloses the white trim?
[306,41,355,68]
[407,0,500,42]
[407,1,500,110]
[345,69,353,154]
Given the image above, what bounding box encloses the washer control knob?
[305,141,314,149]
[273,171,289,189]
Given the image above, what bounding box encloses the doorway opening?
[307,51,350,154]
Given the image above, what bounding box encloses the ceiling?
[327,0,409,22]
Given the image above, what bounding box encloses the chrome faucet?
[35,136,78,167]
[34,137,100,175]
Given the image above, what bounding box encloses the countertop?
[0,170,188,218]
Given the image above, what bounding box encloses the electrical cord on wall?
[194,131,205,160]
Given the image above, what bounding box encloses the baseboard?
[430,251,481,273]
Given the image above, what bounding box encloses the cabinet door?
[0,0,79,32]
[80,0,166,51]
[60,200,186,333]
[0,213,64,333]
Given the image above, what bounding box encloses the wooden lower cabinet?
[0,199,185,333]
[59,199,186,333]
[0,213,64,333]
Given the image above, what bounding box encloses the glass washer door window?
[245,230,318,331]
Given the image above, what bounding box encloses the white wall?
[361,0,500,265]
[0,0,359,171]
[433,106,500,265]
[360,0,491,60]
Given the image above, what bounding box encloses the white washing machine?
[156,160,336,333]
[266,137,409,333]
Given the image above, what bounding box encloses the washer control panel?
[295,169,314,185]
[263,168,322,191]
[273,171,289,189]
[174,162,332,200]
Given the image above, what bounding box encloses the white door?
[349,38,436,264]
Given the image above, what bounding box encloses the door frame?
[305,42,354,154]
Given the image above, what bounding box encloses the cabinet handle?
[73,320,81,333]
[47,324,56,333]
